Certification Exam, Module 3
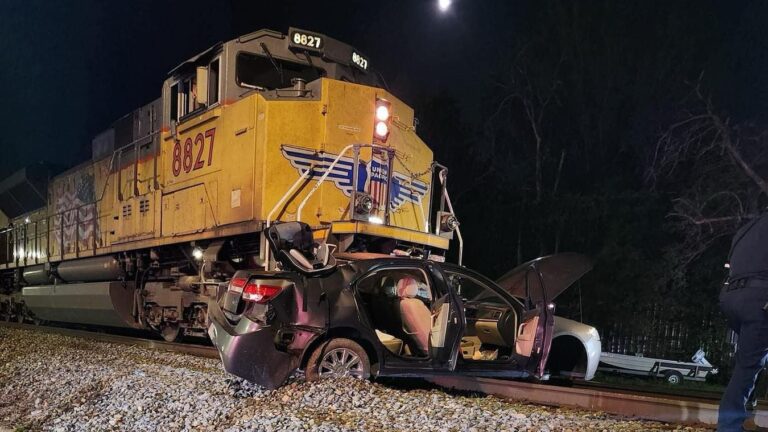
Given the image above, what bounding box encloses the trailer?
[598,349,718,385]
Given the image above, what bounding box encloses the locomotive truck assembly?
[0,28,460,342]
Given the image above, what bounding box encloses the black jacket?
[729,211,768,281]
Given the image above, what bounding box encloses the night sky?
[0,1,767,176]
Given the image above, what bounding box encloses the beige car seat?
[397,277,432,355]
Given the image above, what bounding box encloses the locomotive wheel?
[15,302,26,323]
[161,324,182,343]
[1,301,10,322]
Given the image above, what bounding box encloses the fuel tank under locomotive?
[20,256,141,329]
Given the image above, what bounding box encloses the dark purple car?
[208,222,592,389]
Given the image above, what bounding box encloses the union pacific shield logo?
[281,145,428,210]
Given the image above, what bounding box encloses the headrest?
[266,222,314,257]
[396,277,420,298]
[266,222,337,276]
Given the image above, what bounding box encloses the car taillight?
[242,282,284,304]
[229,277,248,293]
[374,98,391,142]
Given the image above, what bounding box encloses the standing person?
[718,211,768,431]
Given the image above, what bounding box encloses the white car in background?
[549,316,601,380]
[496,253,601,381]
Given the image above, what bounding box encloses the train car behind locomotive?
[0,28,461,341]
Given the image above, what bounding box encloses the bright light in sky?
[438,0,452,12]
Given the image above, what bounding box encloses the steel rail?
[572,379,724,402]
[0,322,218,359]
[427,375,768,429]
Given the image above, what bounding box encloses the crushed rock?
[0,328,712,431]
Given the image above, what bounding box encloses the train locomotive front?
[0,28,460,340]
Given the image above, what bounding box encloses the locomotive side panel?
[215,94,257,227]
[113,143,159,244]
[260,97,326,224]
[319,79,377,223]
[48,158,114,260]
[161,109,222,238]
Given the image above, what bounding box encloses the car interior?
[445,272,521,362]
[265,222,337,275]
[357,267,534,363]
[357,268,435,358]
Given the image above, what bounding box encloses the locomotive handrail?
[0,129,163,266]
[434,164,464,266]
[295,143,393,222]
[295,144,356,223]
[263,167,314,269]
[113,132,159,202]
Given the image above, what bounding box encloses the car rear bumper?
[207,302,297,389]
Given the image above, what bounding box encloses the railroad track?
[571,378,724,402]
[2,321,766,429]
[0,321,218,359]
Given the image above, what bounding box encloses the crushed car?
[208,221,600,389]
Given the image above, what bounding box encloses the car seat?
[265,222,336,276]
[397,277,432,356]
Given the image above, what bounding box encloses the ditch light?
[374,98,391,142]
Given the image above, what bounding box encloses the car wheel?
[664,370,683,385]
[306,338,371,381]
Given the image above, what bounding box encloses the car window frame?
[353,265,435,303]
[441,266,525,309]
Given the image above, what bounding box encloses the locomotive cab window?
[236,52,325,91]
[170,83,179,122]
[171,59,221,122]
[208,58,220,105]
[171,78,195,120]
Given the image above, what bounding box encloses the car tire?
[664,370,683,385]
[306,338,371,381]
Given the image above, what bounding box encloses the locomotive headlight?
[375,104,390,122]
[440,213,460,232]
[355,193,374,214]
[375,122,389,138]
[374,98,392,142]
[192,247,204,261]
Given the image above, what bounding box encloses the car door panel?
[427,265,465,371]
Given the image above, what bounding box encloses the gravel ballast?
[0,327,711,431]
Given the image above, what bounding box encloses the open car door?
[428,290,465,371]
[496,253,593,378]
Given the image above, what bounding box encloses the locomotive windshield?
[236,52,326,90]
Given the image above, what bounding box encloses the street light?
[438,0,452,12]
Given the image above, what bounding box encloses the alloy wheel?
[318,348,365,379]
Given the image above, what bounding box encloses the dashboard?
[463,301,518,347]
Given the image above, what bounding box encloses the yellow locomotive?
[0,28,460,340]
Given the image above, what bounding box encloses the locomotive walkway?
[1,321,758,430]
